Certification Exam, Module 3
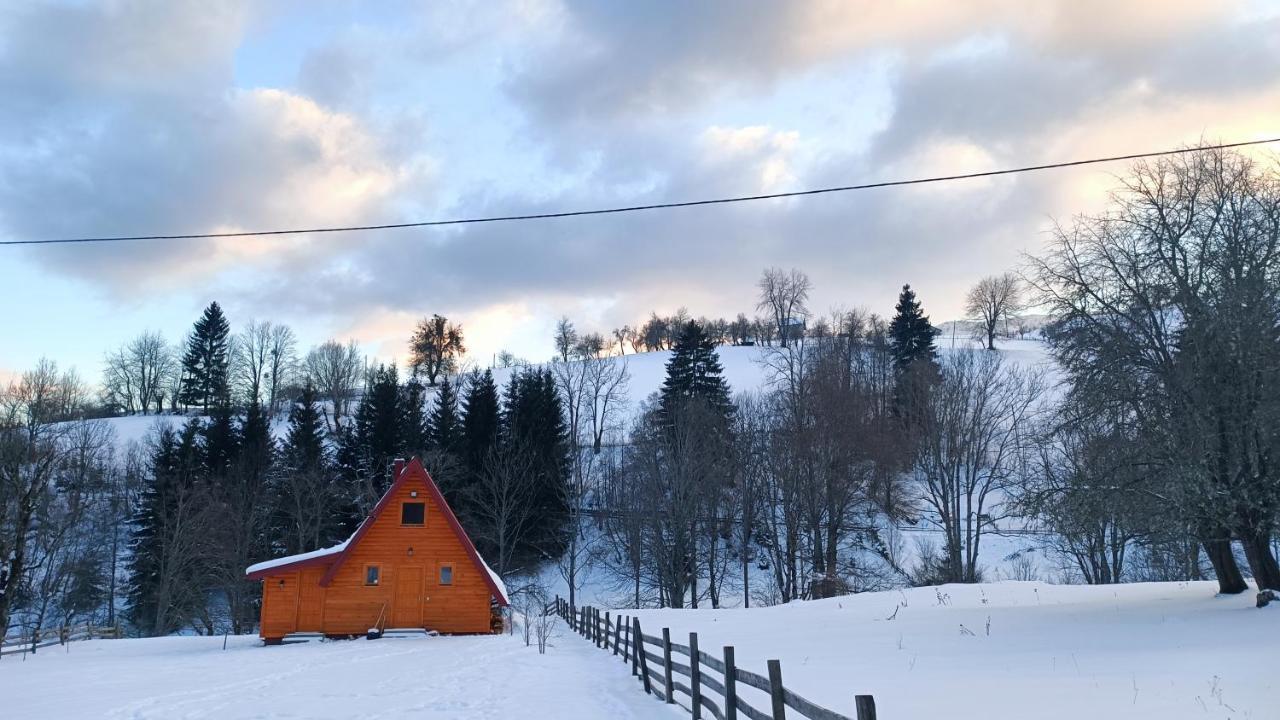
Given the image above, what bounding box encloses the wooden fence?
[551,597,876,720]
[1,622,122,658]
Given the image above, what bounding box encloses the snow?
[479,556,509,605]
[244,537,351,576]
[624,581,1277,720]
[0,624,681,719]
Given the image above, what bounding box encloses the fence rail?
[1,622,122,658]
[552,597,876,720]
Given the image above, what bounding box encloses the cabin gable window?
[439,564,453,586]
[365,565,380,586]
[401,501,426,526]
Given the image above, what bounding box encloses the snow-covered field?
[0,627,680,719]
[629,581,1277,720]
[2,581,1270,719]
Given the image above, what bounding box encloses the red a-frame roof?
[245,457,509,606]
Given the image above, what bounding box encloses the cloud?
[2,0,1278,369]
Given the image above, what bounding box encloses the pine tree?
[351,363,403,506]
[179,301,232,411]
[400,375,430,457]
[274,383,336,554]
[461,370,501,472]
[658,321,734,427]
[888,284,939,372]
[501,367,570,559]
[426,376,461,453]
[126,421,207,636]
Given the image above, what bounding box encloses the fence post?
[855,695,877,720]
[767,659,786,720]
[723,646,738,720]
[689,632,702,720]
[628,617,637,675]
[634,617,652,694]
[596,609,603,648]
[604,612,611,651]
[661,628,675,704]
[613,616,621,656]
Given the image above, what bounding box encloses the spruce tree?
[461,370,500,472]
[501,368,570,559]
[126,421,207,636]
[426,376,461,453]
[352,363,403,499]
[888,284,939,372]
[658,321,734,427]
[179,301,232,411]
[400,375,430,457]
[275,383,335,553]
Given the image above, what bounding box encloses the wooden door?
[392,567,423,628]
[296,568,326,631]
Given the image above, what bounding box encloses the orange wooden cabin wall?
[257,473,496,640]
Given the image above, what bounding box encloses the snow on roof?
[244,536,351,576]
[479,556,508,605]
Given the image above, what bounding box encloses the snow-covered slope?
[628,581,1275,720]
[3,581,1269,719]
[0,629,680,720]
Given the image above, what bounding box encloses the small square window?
[365,565,380,586]
[401,502,425,525]
[439,565,453,586]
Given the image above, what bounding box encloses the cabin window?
[439,565,453,586]
[365,565,380,586]
[401,501,426,526]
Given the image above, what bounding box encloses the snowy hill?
[628,581,1274,720]
[1,581,1270,719]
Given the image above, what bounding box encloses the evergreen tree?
[501,368,571,559]
[426,376,461,453]
[274,384,336,553]
[126,421,208,636]
[179,301,232,411]
[888,284,939,372]
[349,363,403,509]
[658,321,734,427]
[400,375,430,457]
[461,370,501,472]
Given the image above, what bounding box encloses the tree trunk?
[1201,533,1248,594]
[1239,530,1280,591]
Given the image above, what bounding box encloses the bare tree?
[469,442,540,576]
[234,320,273,408]
[912,350,1043,583]
[103,332,173,414]
[965,273,1023,350]
[554,317,578,362]
[305,340,363,433]
[409,314,465,386]
[266,323,297,416]
[756,267,811,348]
[612,326,633,355]
[0,360,90,639]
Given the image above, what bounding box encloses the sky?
[2,0,1279,385]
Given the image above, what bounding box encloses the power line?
[3,137,1278,247]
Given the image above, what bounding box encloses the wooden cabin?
[245,457,509,643]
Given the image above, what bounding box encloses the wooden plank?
[735,667,773,694]
[737,698,774,720]
[669,658,693,677]
[855,695,876,720]
[690,632,703,720]
[700,692,725,720]
[767,659,786,720]
[724,646,738,720]
[633,617,652,694]
[782,688,852,720]
[662,628,675,704]
[698,648,726,674]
